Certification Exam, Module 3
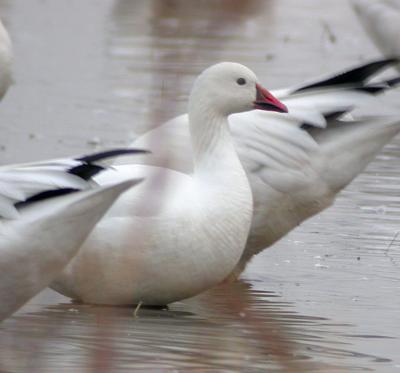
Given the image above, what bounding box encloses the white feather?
[352,0,400,61]
[129,67,400,278]
[0,180,138,321]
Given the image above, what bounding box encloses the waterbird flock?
[1,1,400,318]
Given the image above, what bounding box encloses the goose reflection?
[0,281,349,372]
[109,0,272,131]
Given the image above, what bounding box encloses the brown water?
[1,0,400,371]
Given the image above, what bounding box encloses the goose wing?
[0,148,147,219]
[130,59,400,173]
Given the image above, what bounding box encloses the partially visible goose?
[0,18,12,99]
[0,149,144,321]
[352,0,400,62]
[130,59,400,279]
[50,62,288,306]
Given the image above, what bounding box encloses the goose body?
[51,62,288,305]
[0,149,143,321]
[352,0,400,61]
[52,163,252,305]
[130,59,400,278]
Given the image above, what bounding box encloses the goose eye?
[236,78,246,86]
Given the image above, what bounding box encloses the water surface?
[1,0,400,371]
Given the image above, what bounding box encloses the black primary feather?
[354,75,400,94]
[301,110,350,131]
[386,76,400,88]
[354,83,389,94]
[15,188,80,208]
[16,148,149,208]
[76,148,149,163]
[70,148,149,181]
[68,164,105,181]
[293,58,399,94]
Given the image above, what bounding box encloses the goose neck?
[188,100,235,174]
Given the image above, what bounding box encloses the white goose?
[130,59,400,279]
[352,0,400,62]
[0,149,144,321]
[50,62,288,306]
[0,18,13,99]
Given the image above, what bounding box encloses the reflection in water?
[0,1,10,21]
[109,0,272,131]
[0,282,380,372]
[145,0,267,130]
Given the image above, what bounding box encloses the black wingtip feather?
[15,188,81,208]
[76,148,150,163]
[301,110,350,131]
[355,83,389,94]
[354,75,400,94]
[386,76,400,88]
[294,58,400,94]
[71,148,150,181]
[16,148,149,208]
[68,164,105,180]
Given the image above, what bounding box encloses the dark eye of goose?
[236,78,246,86]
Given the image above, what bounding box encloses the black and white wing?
[0,148,147,219]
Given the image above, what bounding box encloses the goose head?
[189,62,288,117]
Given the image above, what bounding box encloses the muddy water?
[0,0,400,371]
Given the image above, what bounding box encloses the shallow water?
[1,0,400,371]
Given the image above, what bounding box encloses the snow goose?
[50,62,288,306]
[0,19,12,99]
[130,59,400,279]
[352,0,400,63]
[0,149,145,321]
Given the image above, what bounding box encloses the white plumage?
[0,19,13,100]
[130,59,400,278]
[0,149,144,321]
[50,62,288,306]
[352,0,400,62]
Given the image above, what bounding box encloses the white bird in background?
[130,59,400,279]
[0,19,13,99]
[352,0,400,62]
[50,63,288,306]
[0,149,145,321]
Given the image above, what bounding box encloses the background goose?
[0,19,12,100]
[50,62,287,306]
[129,59,400,279]
[352,0,400,63]
[0,149,144,321]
